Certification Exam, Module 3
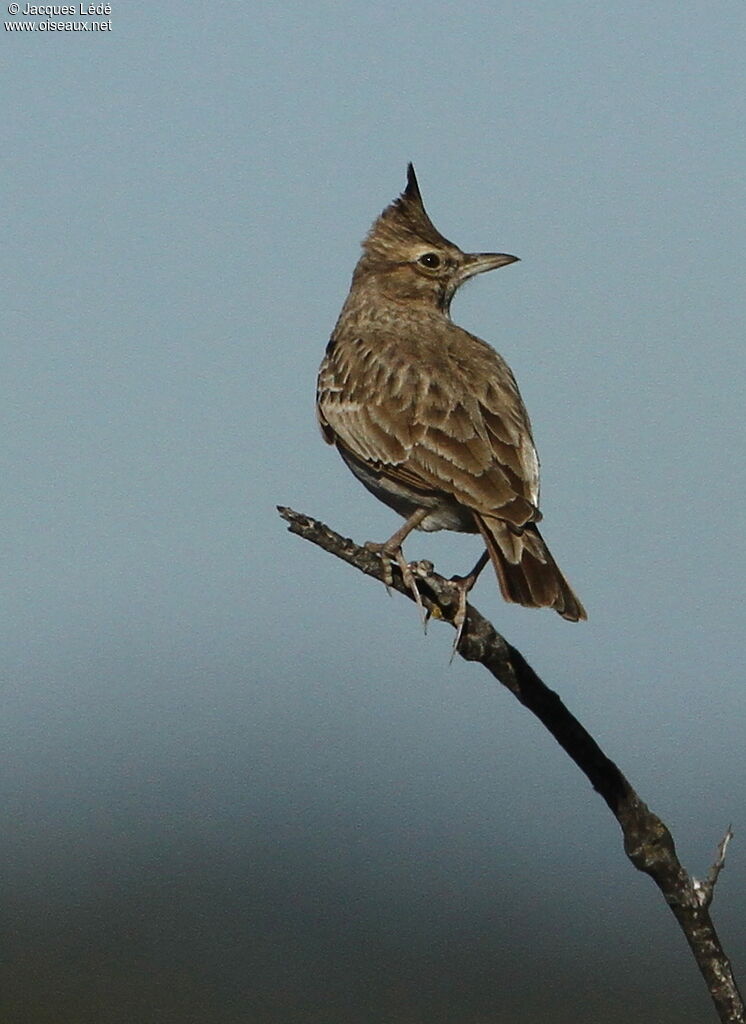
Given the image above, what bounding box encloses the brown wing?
[317,327,541,528]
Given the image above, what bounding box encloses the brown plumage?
[317,164,586,623]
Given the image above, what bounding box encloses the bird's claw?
[365,539,394,592]
[448,577,470,664]
[365,541,427,629]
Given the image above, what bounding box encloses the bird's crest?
[363,164,455,259]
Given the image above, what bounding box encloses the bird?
[316,164,586,641]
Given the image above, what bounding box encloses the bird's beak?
[461,252,520,280]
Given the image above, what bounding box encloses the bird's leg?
[448,550,490,660]
[365,508,429,623]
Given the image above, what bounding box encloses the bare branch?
[278,505,744,1024]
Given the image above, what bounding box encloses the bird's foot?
[447,551,490,662]
[364,540,427,629]
[447,575,472,663]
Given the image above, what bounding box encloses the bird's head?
[355,164,518,313]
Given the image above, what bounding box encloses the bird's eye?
[418,252,442,269]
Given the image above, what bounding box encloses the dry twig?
[278,505,743,1023]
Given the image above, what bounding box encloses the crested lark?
[317,165,586,632]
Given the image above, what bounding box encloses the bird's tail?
[475,514,586,622]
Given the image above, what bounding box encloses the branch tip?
[698,825,735,908]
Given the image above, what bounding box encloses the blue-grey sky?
[3,2,745,1021]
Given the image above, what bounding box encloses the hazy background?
[3,2,745,1021]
